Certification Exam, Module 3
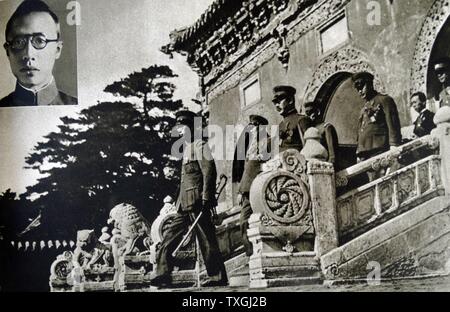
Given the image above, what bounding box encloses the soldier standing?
[272,85,312,152]
[236,115,270,257]
[150,110,227,288]
[352,72,402,179]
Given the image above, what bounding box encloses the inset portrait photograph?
[0,0,78,107]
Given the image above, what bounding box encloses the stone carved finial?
[434,106,450,125]
[301,128,329,161]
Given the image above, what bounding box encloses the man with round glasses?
[0,0,77,107]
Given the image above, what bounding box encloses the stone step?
[224,250,251,287]
[250,276,323,289]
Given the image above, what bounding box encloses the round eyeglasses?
[354,80,366,91]
[4,34,59,51]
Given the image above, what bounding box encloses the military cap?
[273,85,297,97]
[352,72,374,83]
[175,110,198,125]
[434,57,450,71]
[249,114,269,126]
[163,195,174,203]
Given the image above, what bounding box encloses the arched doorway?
[411,0,450,102]
[427,16,450,103]
[304,47,383,170]
[313,72,366,170]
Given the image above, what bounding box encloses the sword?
[171,174,227,258]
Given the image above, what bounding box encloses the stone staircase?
[48,108,450,292]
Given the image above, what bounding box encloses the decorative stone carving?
[50,251,74,283]
[371,153,396,172]
[72,229,113,270]
[203,0,353,101]
[107,203,152,259]
[250,150,314,246]
[265,174,311,224]
[398,170,417,204]
[273,26,290,71]
[280,148,308,174]
[248,149,336,287]
[335,172,349,188]
[410,0,450,97]
[336,155,444,242]
[304,47,384,102]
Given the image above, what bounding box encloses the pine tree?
[23,65,183,238]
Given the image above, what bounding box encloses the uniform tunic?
[155,139,226,280]
[357,93,402,159]
[0,79,77,107]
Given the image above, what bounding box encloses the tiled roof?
[171,0,243,50]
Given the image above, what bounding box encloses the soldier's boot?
[201,270,228,287]
[150,274,172,288]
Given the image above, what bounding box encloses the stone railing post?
[432,107,450,194]
[248,149,326,288]
[307,160,339,256]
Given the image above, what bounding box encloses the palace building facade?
[163,0,450,212]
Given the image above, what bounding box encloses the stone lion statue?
[107,203,152,258]
[72,229,113,270]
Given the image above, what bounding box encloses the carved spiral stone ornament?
[280,149,307,173]
[50,251,73,280]
[251,169,310,225]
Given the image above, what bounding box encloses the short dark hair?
[411,91,427,103]
[352,72,374,83]
[5,0,60,39]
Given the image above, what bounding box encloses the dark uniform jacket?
[279,111,312,152]
[179,139,217,212]
[238,128,270,194]
[357,93,402,158]
[0,80,77,107]
[413,109,436,137]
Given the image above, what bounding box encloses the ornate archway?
[411,0,450,97]
[303,47,384,170]
[303,47,384,103]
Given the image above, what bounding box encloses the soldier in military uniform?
[272,85,312,152]
[235,115,270,257]
[411,92,436,138]
[303,101,339,167]
[433,57,450,108]
[352,72,402,179]
[150,110,227,288]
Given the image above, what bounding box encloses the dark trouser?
[239,193,253,256]
[155,208,227,280]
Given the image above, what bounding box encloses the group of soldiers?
[149,57,450,288]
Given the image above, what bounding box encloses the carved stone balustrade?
[335,135,440,193]
[320,108,450,282]
[247,149,337,287]
[337,155,444,244]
